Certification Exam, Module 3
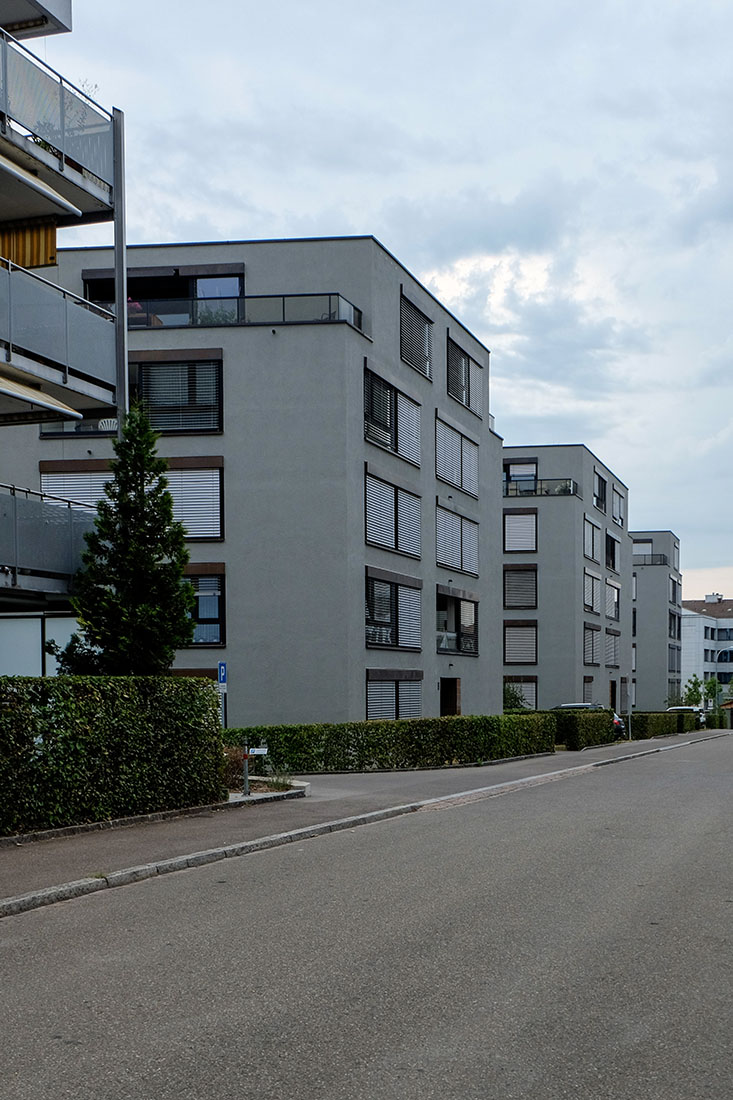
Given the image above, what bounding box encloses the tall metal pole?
[112,107,128,439]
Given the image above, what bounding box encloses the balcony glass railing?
[96,293,364,331]
[0,29,114,185]
[632,554,669,566]
[0,257,116,388]
[436,631,477,654]
[503,478,578,497]
[0,482,96,587]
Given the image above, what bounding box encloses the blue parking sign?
[218,661,227,686]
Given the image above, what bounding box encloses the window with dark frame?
[504,511,537,552]
[436,506,479,574]
[447,337,483,416]
[504,622,537,664]
[504,567,537,610]
[187,574,225,645]
[400,295,433,378]
[435,419,479,496]
[584,517,600,562]
[365,473,421,557]
[365,576,421,650]
[363,369,421,465]
[504,676,538,709]
[130,360,222,433]
[436,593,478,655]
[584,625,601,665]
[605,532,619,571]
[366,678,422,719]
[593,472,607,512]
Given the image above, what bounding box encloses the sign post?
[217,662,227,727]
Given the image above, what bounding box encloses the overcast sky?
[40,0,733,597]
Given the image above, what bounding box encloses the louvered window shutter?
[436,420,461,487]
[504,513,536,551]
[504,625,537,663]
[400,297,432,377]
[436,507,461,568]
[397,586,421,648]
[447,339,468,404]
[396,490,421,556]
[41,472,109,506]
[165,469,221,538]
[461,518,479,574]
[397,681,421,717]
[461,437,479,495]
[505,570,536,608]
[365,476,395,548]
[468,359,483,416]
[367,681,396,720]
[396,393,421,465]
[140,361,220,431]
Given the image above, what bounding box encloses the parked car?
[666,706,705,727]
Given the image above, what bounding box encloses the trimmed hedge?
[0,676,225,836]
[629,712,694,739]
[224,712,556,773]
[550,709,619,751]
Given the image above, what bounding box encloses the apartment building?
[501,444,632,711]
[681,594,733,691]
[0,2,125,644]
[0,236,504,724]
[630,530,682,709]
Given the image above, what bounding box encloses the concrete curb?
[1,733,729,921]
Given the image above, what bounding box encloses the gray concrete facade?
[0,236,504,726]
[501,443,632,711]
[630,529,682,709]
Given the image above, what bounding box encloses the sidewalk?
[1,733,726,918]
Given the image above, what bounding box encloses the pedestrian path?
[1,732,727,919]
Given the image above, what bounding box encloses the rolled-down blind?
[367,681,396,720]
[505,569,536,608]
[436,420,461,487]
[365,475,395,548]
[461,518,479,574]
[504,512,536,551]
[469,359,483,417]
[605,632,619,666]
[584,627,600,664]
[400,296,432,377]
[436,506,461,568]
[461,437,479,495]
[396,489,421,557]
[398,680,421,717]
[40,472,109,506]
[140,361,220,431]
[397,586,421,648]
[447,338,468,404]
[516,680,537,709]
[396,393,421,465]
[504,625,537,663]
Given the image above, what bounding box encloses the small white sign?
[247,746,268,755]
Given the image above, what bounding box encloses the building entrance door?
[440,677,461,716]
[609,679,617,710]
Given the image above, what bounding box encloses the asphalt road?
[2,737,732,1099]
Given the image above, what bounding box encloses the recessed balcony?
[502,478,579,497]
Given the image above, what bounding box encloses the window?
[605,581,620,621]
[435,420,478,496]
[593,472,607,512]
[436,506,479,574]
[632,572,637,601]
[400,295,432,378]
[584,571,601,614]
[504,510,537,552]
[364,370,421,465]
[606,532,619,571]
[669,576,679,605]
[605,631,620,667]
[673,543,680,570]
[366,674,422,719]
[130,360,222,433]
[632,643,636,671]
[669,611,679,639]
[503,461,538,491]
[584,625,601,665]
[504,622,537,664]
[187,573,225,644]
[612,488,625,527]
[584,518,600,562]
[633,539,653,557]
[365,574,421,650]
[365,473,421,557]
[668,646,681,674]
[632,607,636,637]
[504,676,537,709]
[40,465,223,539]
[447,337,483,416]
[583,676,594,704]
[504,567,537,610]
[436,592,478,655]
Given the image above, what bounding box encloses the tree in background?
[503,682,529,711]
[681,674,703,707]
[48,405,195,674]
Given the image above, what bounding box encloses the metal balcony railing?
[0,28,114,185]
[95,292,364,331]
[632,554,669,566]
[0,482,96,589]
[503,478,579,497]
[0,256,115,388]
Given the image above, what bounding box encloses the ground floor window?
[504,676,537,709]
[366,671,422,719]
[186,572,225,645]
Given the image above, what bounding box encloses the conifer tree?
[49,404,195,674]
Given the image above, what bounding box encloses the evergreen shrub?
[0,676,224,836]
[224,712,556,773]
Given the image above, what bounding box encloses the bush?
[223,712,556,773]
[0,676,225,836]
[551,709,617,751]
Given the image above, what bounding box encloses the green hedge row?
[548,710,619,751]
[629,712,695,739]
[224,712,556,773]
[0,676,225,836]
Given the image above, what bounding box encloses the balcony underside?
[0,347,115,424]
[0,2,72,40]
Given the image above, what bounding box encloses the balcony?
[0,256,116,422]
[0,481,95,596]
[632,553,669,566]
[0,27,115,224]
[94,292,364,331]
[503,478,579,497]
